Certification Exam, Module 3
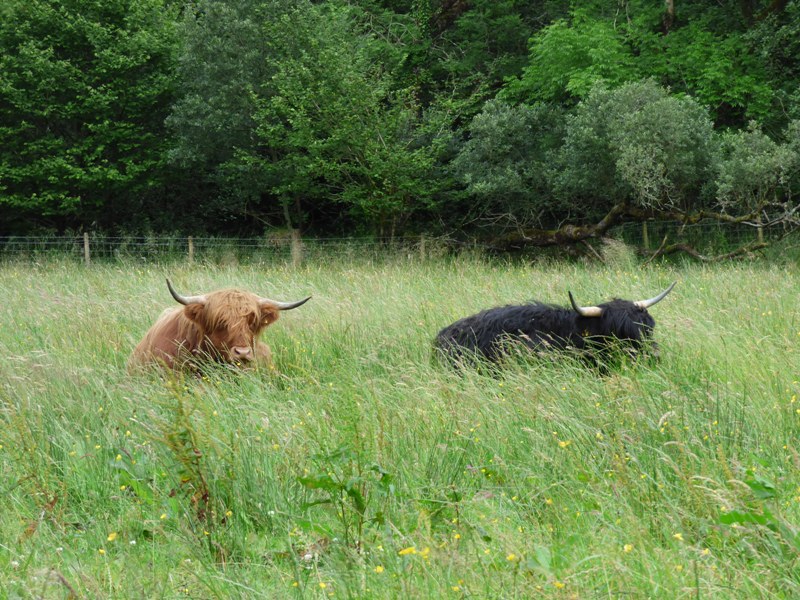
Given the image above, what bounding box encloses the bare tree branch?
[483,200,796,260]
[581,239,606,263]
[490,202,628,249]
[641,235,670,268]
[641,240,768,262]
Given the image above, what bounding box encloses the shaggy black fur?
[434,299,658,365]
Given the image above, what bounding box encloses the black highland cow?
[434,282,676,366]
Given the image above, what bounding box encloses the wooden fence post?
[291,229,303,268]
[188,236,194,263]
[642,222,650,250]
[83,232,91,266]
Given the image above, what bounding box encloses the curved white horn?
[166,278,206,305]
[259,295,312,310]
[568,291,603,317]
[634,281,677,309]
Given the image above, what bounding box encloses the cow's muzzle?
[230,346,254,363]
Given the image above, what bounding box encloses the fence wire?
[0,222,794,264]
[0,234,448,264]
[610,220,786,250]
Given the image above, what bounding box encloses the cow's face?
[569,282,675,359]
[167,279,310,366]
[588,301,656,342]
[185,291,280,363]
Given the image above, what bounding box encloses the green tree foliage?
[170,0,438,235]
[504,3,778,127]
[451,100,564,228]
[1,0,799,241]
[258,4,439,235]
[456,79,720,232]
[716,121,800,215]
[502,12,638,105]
[0,0,178,231]
[419,0,561,111]
[166,0,294,229]
[555,80,718,218]
[745,2,800,124]
[635,22,774,126]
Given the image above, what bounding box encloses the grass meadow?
[1,247,799,598]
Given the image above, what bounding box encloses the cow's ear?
[260,305,280,327]
[183,304,206,324]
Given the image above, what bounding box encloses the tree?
[169,0,438,235]
[716,121,800,223]
[419,0,559,112]
[746,2,800,127]
[483,81,798,255]
[503,4,776,127]
[450,100,564,230]
[637,22,774,126]
[555,80,717,217]
[0,0,179,232]
[502,12,638,105]
[167,0,294,230]
[252,3,437,235]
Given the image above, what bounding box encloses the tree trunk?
[281,198,293,231]
[485,202,772,253]
[663,0,675,33]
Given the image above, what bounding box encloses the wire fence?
[0,221,794,265]
[611,220,785,250]
[0,233,451,265]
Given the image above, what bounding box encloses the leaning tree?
[455,81,799,259]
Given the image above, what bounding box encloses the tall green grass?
[1,253,798,598]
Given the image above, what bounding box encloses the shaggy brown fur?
[129,288,284,371]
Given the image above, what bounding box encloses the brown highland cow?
[129,278,310,371]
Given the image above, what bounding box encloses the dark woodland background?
[1,0,799,250]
